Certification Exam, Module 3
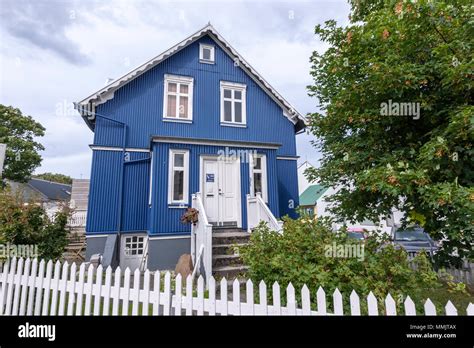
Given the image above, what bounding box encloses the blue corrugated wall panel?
[277,159,299,219]
[149,142,279,235]
[93,35,297,157]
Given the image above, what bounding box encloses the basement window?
[199,44,215,64]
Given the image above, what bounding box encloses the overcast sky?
[0,0,350,179]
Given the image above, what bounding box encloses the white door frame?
[199,155,242,227]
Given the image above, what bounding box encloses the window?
[199,44,215,63]
[250,153,268,202]
[168,149,189,205]
[124,236,145,256]
[220,81,246,126]
[163,74,193,121]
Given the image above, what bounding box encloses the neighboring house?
[69,179,90,232]
[298,184,327,217]
[316,186,403,234]
[297,161,315,195]
[7,178,71,217]
[75,24,306,272]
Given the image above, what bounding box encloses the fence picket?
[197,276,204,315]
[34,259,45,315]
[301,284,311,315]
[208,276,216,316]
[5,257,17,315]
[367,291,378,316]
[132,268,140,316]
[142,270,150,316]
[272,281,280,315]
[41,260,53,316]
[350,290,361,316]
[49,261,61,315]
[26,258,38,315]
[66,263,77,316]
[232,279,241,315]
[185,275,193,316]
[246,279,254,315]
[467,303,474,316]
[286,283,296,315]
[11,257,24,315]
[163,272,171,316]
[0,259,11,315]
[75,263,86,315]
[404,295,416,316]
[445,301,457,316]
[220,278,228,316]
[173,274,182,316]
[121,268,131,316]
[94,265,104,316]
[385,293,397,316]
[333,288,343,315]
[424,298,436,315]
[152,271,160,315]
[84,264,94,315]
[58,261,69,316]
[316,286,326,315]
[19,258,31,315]
[259,280,268,315]
[102,266,112,316]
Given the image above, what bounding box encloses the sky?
[0,0,351,179]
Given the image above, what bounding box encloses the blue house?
[75,24,305,276]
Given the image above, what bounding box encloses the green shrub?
[239,218,440,311]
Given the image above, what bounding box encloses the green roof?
[299,185,327,206]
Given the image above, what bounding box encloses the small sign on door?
[206,173,215,182]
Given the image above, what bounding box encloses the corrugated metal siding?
[149,142,279,235]
[94,35,297,156]
[86,150,150,234]
[277,159,299,219]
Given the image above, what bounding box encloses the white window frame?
[199,44,215,64]
[220,81,247,126]
[163,74,194,122]
[249,153,268,203]
[123,235,145,256]
[168,149,189,205]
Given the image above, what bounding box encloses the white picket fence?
[1,257,473,316]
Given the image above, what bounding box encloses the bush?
[0,188,71,261]
[239,218,440,310]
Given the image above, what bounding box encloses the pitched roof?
[75,24,306,132]
[27,178,71,201]
[299,184,327,206]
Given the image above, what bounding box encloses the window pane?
[173,170,184,201]
[132,237,137,242]
[180,84,188,94]
[224,89,232,99]
[224,100,232,122]
[254,157,261,170]
[254,173,262,195]
[179,96,188,118]
[174,153,184,167]
[167,95,176,117]
[168,83,177,92]
[234,91,242,100]
[234,102,242,123]
[203,48,211,60]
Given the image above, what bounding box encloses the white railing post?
[191,192,213,285]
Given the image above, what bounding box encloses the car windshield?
[347,232,364,240]
[395,229,429,241]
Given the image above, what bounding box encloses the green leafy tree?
[0,105,45,182]
[34,172,73,185]
[306,0,473,265]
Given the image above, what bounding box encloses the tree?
[0,105,45,182]
[306,0,473,265]
[34,172,73,185]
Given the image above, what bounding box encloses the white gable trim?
[75,24,305,127]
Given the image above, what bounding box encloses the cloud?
[0,0,91,65]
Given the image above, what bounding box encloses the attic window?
[199,44,215,64]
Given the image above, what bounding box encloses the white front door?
[202,156,241,227]
[120,234,147,271]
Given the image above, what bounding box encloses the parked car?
[346,227,367,240]
[392,227,439,258]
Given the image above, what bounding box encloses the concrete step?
[212,254,243,267]
[212,243,247,255]
[212,265,249,280]
[212,231,250,245]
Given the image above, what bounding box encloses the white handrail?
[191,193,213,284]
[191,244,204,282]
[246,193,282,232]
